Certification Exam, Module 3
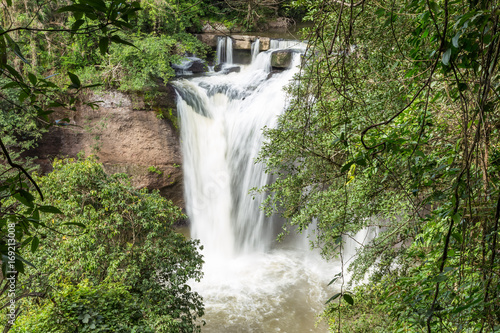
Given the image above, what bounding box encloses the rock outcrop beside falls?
[196,34,271,51]
[271,50,294,69]
[26,88,185,208]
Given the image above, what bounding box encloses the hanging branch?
[0,137,43,201]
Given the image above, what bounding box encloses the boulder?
[223,66,241,74]
[172,58,207,75]
[214,65,241,74]
[271,50,294,69]
[187,60,207,73]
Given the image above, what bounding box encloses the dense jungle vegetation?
[258,0,500,331]
[0,0,499,332]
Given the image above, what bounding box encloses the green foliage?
[99,33,209,91]
[13,282,154,332]
[148,165,163,175]
[10,157,204,332]
[207,0,298,30]
[0,0,145,269]
[258,0,500,331]
[137,0,208,34]
[61,32,209,92]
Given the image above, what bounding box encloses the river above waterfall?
[174,39,342,332]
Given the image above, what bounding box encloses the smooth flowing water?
[216,36,233,65]
[174,40,344,332]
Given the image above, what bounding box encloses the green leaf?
[4,33,30,64]
[341,161,354,173]
[452,32,461,48]
[442,48,452,66]
[109,35,136,48]
[71,19,85,32]
[57,4,79,13]
[37,109,55,117]
[343,293,354,305]
[38,205,63,214]
[28,73,37,85]
[428,1,440,13]
[19,91,29,103]
[4,64,23,81]
[82,0,107,12]
[435,273,447,282]
[67,72,81,89]
[31,236,39,253]
[452,232,463,243]
[16,254,36,269]
[326,293,341,304]
[82,313,91,324]
[14,190,35,208]
[21,236,33,247]
[99,37,109,55]
[327,274,341,286]
[2,81,18,89]
[82,83,102,89]
[355,156,367,167]
[32,209,40,228]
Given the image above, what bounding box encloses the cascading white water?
[226,37,233,64]
[216,36,233,65]
[174,41,345,332]
[251,38,260,62]
[270,39,309,50]
[216,36,225,64]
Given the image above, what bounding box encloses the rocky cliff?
[27,88,185,208]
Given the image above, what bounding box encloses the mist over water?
[174,39,346,332]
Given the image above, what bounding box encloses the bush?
[13,157,204,332]
[13,282,154,333]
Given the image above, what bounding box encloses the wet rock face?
[271,50,294,69]
[195,34,271,51]
[172,58,208,76]
[185,60,207,73]
[214,64,241,74]
[26,89,186,208]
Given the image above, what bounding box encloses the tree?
[222,0,287,29]
[11,157,204,332]
[258,0,500,331]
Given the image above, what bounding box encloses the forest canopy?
[257,0,500,331]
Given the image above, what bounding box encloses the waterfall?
[251,38,260,61]
[174,42,340,333]
[176,51,301,258]
[216,36,233,65]
[226,37,233,64]
[270,39,308,50]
